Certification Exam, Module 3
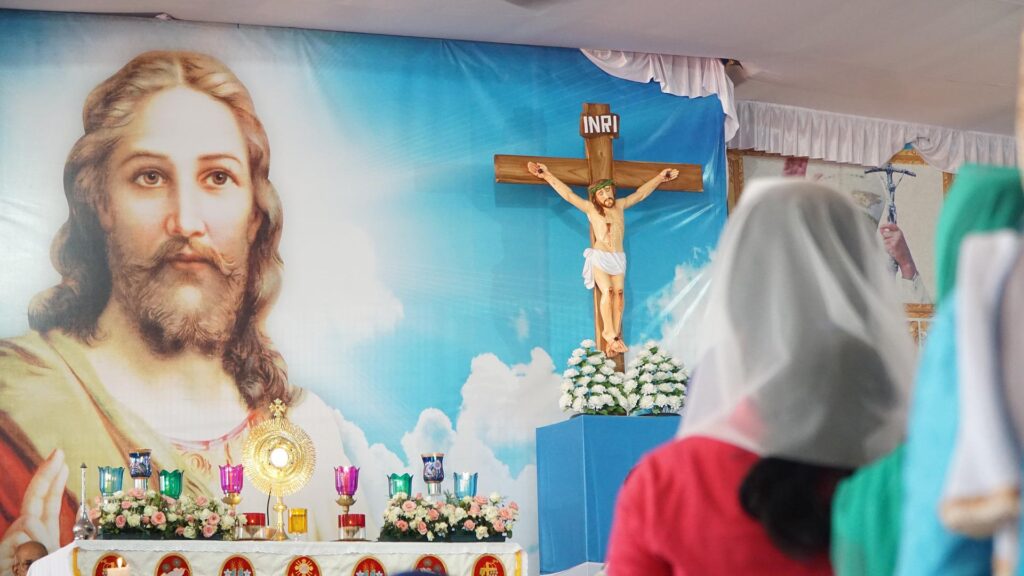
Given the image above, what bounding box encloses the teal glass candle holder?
[98,466,124,497]
[387,473,412,498]
[159,469,183,499]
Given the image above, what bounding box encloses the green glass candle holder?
[159,469,183,499]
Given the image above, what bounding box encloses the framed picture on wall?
[727,148,954,348]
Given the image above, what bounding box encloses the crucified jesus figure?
[528,161,679,355]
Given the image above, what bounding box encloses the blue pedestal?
[536,415,680,574]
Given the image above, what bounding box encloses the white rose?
[639,396,655,410]
[563,368,579,378]
[573,386,587,397]
[167,513,179,523]
[581,339,596,348]
[587,396,604,410]
[641,383,656,395]
[591,384,607,394]
[581,365,596,375]
[655,394,670,407]
[590,355,606,366]
[654,371,669,381]
[183,526,196,539]
[455,508,468,521]
[609,374,623,385]
[600,394,615,406]
[559,394,573,410]
[199,509,211,521]
[568,356,583,366]
[600,366,614,376]
[144,506,157,517]
[104,503,118,514]
[623,379,638,393]
[490,492,501,503]
[592,373,607,383]
[658,383,675,393]
[639,373,653,383]
[127,514,141,527]
[476,526,491,540]
[577,376,591,386]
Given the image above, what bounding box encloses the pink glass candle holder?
[219,464,244,494]
[335,466,359,514]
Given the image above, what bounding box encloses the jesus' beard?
[107,234,248,356]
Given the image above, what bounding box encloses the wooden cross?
[493,103,703,366]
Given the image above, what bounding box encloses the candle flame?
[117,558,124,568]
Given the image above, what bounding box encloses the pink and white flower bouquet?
[379,492,455,542]
[88,490,243,539]
[449,492,519,541]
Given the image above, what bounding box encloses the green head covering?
[588,179,615,196]
[935,164,1024,301]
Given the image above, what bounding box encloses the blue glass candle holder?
[98,466,124,498]
[453,472,478,499]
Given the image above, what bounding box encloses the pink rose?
[469,504,481,517]
[207,513,221,525]
[163,496,176,506]
[396,520,409,532]
[427,509,440,521]
[509,502,519,511]
[186,515,195,523]
[493,519,506,533]
[130,488,144,499]
[195,496,208,507]
[202,524,216,538]
[417,521,428,535]
[474,496,487,505]
[115,515,126,528]
[88,508,101,521]
[463,520,476,531]
[175,527,185,536]
[121,501,132,510]
[402,501,417,513]
[414,493,423,500]
[499,508,512,520]
[141,515,150,525]
[152,511,166,525]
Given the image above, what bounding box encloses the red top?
[606,436,833,576]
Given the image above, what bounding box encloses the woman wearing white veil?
[606,178,915,575]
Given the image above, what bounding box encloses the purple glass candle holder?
[335,466,359,497]
[219,464,244,494]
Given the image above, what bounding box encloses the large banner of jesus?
[0,9,725,572]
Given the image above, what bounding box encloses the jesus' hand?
[660,168,679,182]
[527,162,548,179]
[0,449,67,575]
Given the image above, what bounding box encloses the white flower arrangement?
[558,340,634,415]
[623,341,688,415]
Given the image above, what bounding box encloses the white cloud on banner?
[654,255,713,370]
[322,349,565,574]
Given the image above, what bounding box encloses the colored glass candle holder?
[339,514,366,541]
[128,449,152,491]
[98,466,124,497]
[421,453,445,497]
[454,472,478,499]
[288,508,308,540]
[335,466,359,496]
[387,473,413,498]
[158,470,183,499]
[219,464,244,494]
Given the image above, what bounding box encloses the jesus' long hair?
[28,51,290,409]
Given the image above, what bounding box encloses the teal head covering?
[935,164,1024,302]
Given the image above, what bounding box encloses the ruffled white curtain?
[582,49,738,141]
[581,50,1016,172]
[729,100,1017,172]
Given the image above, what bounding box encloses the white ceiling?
[3,0,1021,135]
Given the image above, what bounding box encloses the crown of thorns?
[588,179,615,196]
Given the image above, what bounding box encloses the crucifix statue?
[494,103,703,362]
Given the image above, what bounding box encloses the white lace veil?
[679,178,915,468]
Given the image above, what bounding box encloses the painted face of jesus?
[595,185,616,208]
[100,86,261,354]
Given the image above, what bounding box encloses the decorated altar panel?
[0,9,726,572]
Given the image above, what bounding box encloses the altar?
[29,539,525,576]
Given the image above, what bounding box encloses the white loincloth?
[582,248,627,289]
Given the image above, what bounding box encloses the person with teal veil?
[831,164,1024,576]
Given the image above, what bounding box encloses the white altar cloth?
[29,539,525,576]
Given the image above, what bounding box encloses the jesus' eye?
[134,170,166,187]
[204,170,236,187]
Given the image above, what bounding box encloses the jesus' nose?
[165,185,207,238]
